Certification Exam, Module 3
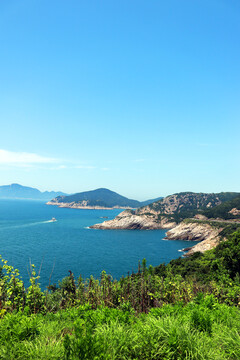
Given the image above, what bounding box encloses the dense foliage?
[0,230,240,359]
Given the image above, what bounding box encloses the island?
[47,188,162,210]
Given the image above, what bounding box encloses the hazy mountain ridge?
[0,184,66,200]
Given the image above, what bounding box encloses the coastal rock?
[90,210,176,230]
[166,222,223,255]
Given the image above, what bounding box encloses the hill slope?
[144,191,240,222]
[0,183,66,200]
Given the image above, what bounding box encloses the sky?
[0,0,239,200]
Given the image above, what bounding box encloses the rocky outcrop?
[229,208,240,216]
[166,222,224,255]
[90,210,176,230]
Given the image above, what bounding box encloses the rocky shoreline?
[46,201,132,210]
[48,190,240,256]
[90,210,176,230]
[90,210,227,256]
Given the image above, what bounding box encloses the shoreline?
[46,201,134,210]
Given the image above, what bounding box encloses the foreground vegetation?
[0,230,240,359]
[0,298,239,359]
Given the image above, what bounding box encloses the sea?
[0,199,198,289]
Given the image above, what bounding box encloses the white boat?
[50,217,57,222]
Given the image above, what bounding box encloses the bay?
[0,199,198,289]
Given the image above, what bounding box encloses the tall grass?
[0,298,239,359]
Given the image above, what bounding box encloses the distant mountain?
[48,188,161,209]
[140,197,163,207]
[0,184,67,200]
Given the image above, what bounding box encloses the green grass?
[0,298,239,359]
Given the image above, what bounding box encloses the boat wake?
[0,220,57,231]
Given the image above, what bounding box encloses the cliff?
[165,221,224,255]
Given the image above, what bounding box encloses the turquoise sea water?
[0,200,198,289]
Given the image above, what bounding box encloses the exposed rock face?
[229,208,240,216]
[194,214,208,220]
[90,210,176,230]
[166,222,223,255]
[186,236,222,256]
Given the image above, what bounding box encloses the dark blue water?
[0,200,198,289]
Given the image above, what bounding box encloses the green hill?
[52,188,143,208]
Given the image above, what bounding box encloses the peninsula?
[90,192,240,255]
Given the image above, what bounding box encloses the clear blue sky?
[0,0,239,200]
